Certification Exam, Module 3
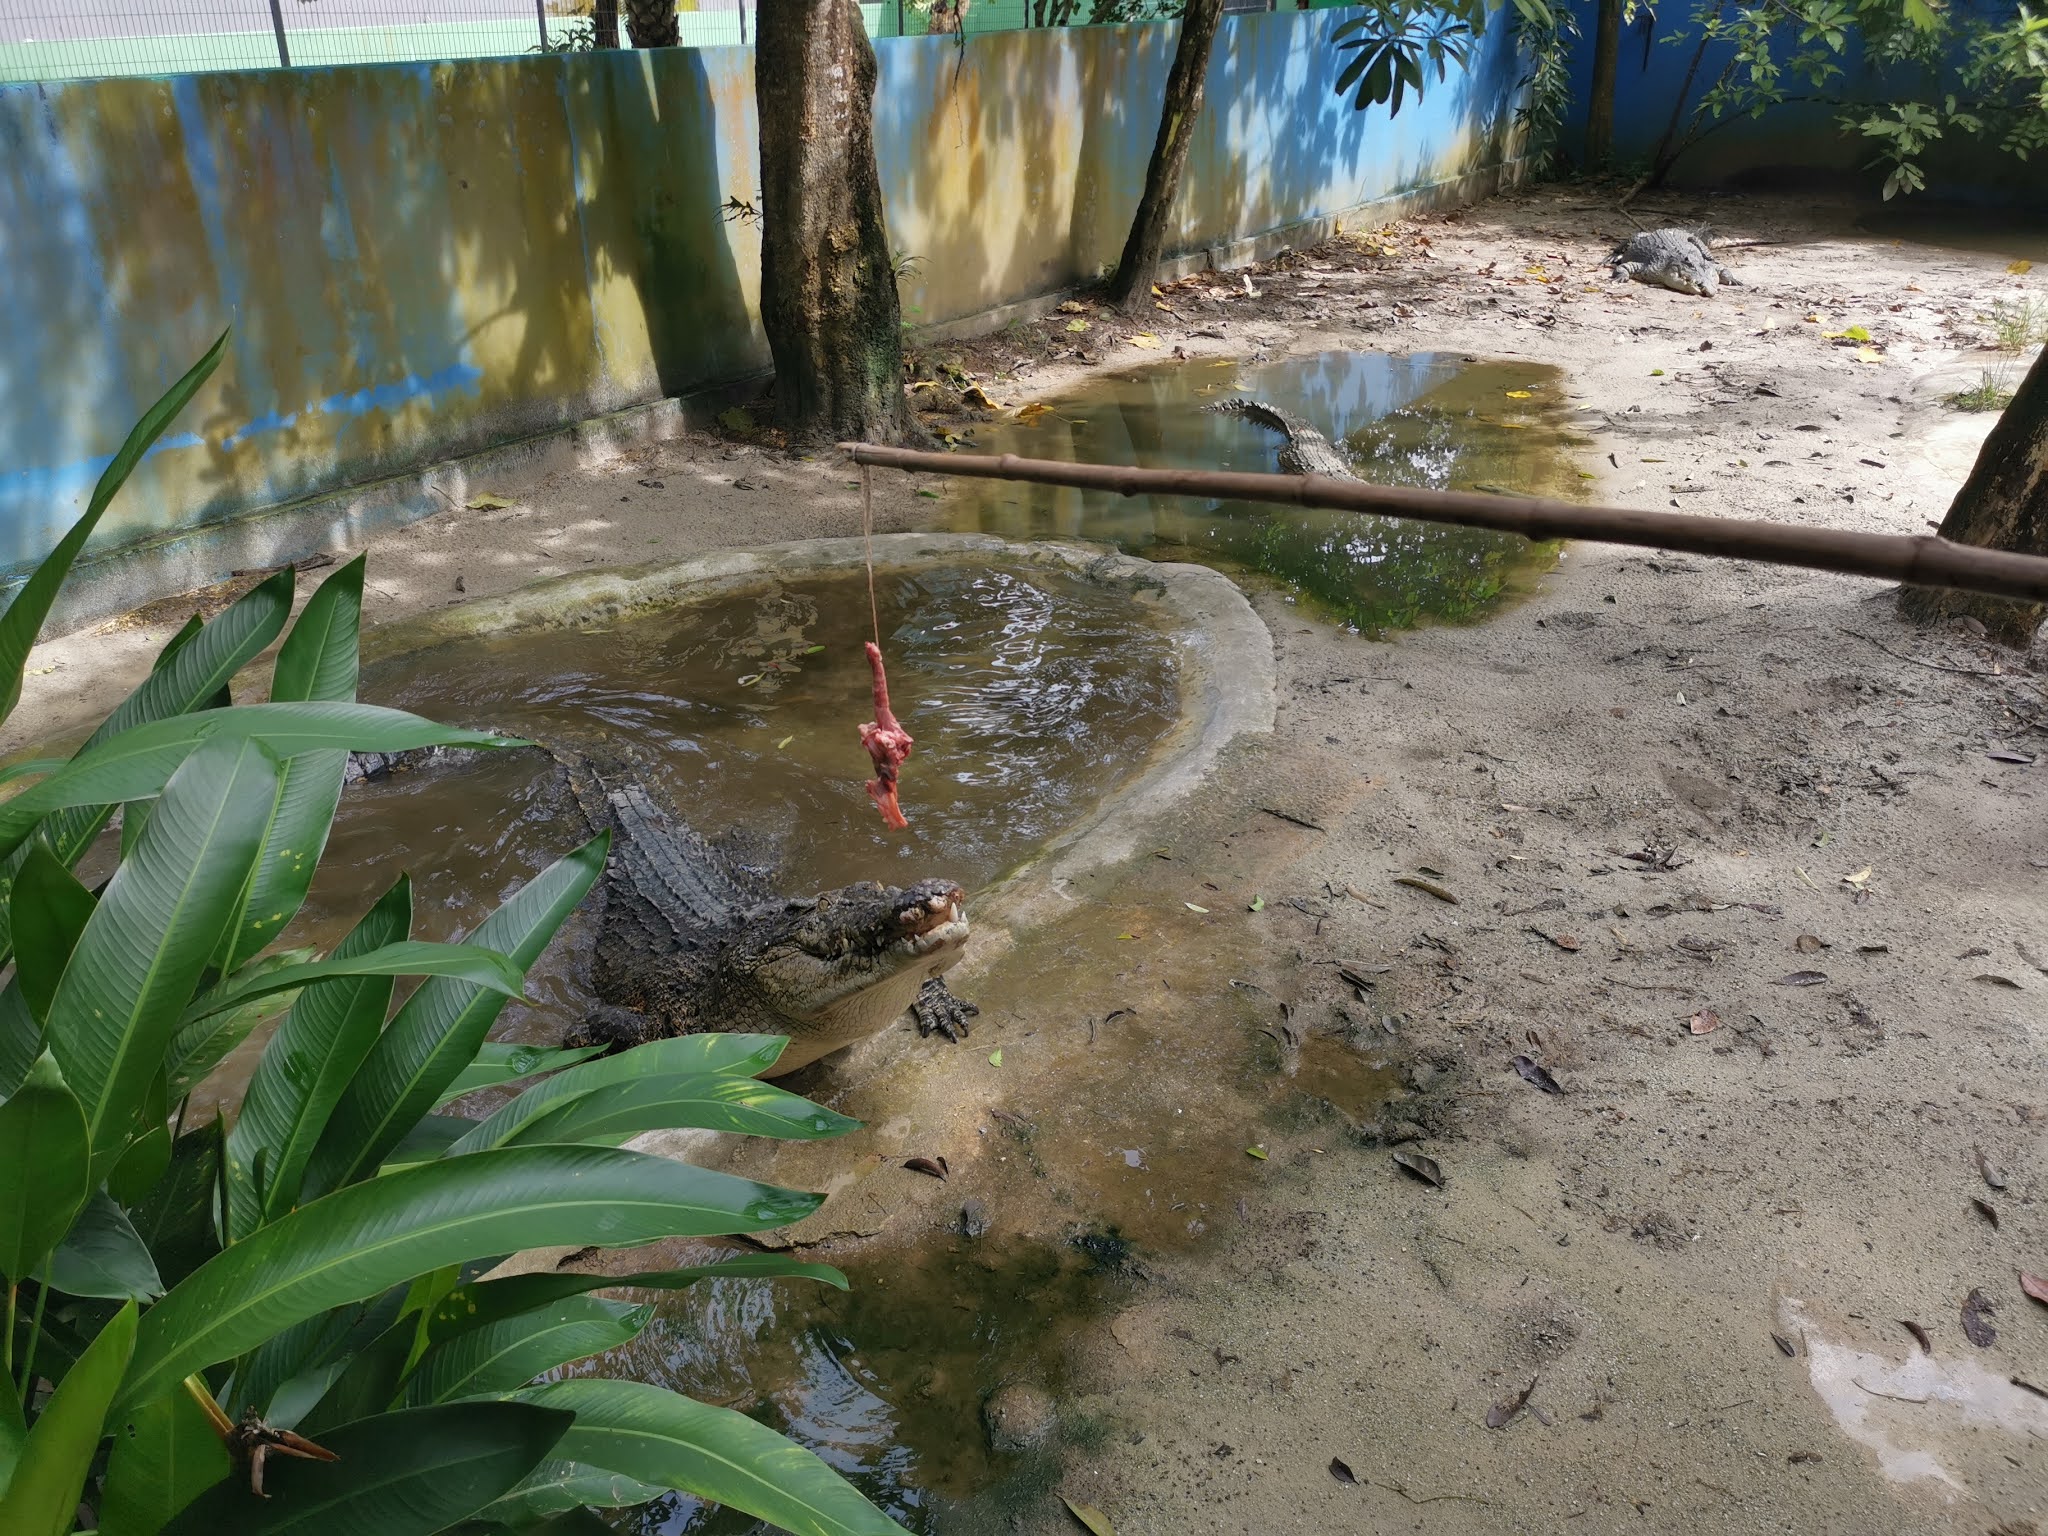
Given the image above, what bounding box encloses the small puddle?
[942,350,1584,634]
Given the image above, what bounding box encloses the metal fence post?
[267,0,292,66]
[535,0,550,50]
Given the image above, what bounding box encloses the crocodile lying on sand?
[347,743,976,1074]
[1608,227,1740,297]
[1207,396,1357,478]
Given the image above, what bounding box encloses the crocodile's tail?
[1206,395,1312,440]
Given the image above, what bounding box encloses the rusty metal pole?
[839,442,2048,606]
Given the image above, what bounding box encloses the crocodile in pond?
[1206,396,1357,479]
[557,748,976,1074]
[1608,227,1740,297]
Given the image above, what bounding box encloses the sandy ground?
[8,183,2047,1534]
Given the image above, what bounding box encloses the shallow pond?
[299,562,1179,958]
[942,350,1585,634]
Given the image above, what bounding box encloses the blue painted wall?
[0,10,1526,588]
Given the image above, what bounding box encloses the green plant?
[1946,297,2048,411]
[0,335,908,1535]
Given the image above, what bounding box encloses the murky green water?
[942,350,1585,634]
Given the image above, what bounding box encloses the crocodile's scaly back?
[1206,395,1356,479]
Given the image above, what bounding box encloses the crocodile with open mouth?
[556,748,976,1074]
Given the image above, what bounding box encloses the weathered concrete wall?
[0,10,1523,609]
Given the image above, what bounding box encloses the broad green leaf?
[0,1384,22,1500]
[404,1296,653,1405]
[379,1113,477,1173]
[0,567,295,966]
[515,1378,907,1536]
[105,1066,172,1204]
[40,1191,165,1301]
[427,1257,848,1345]
[221,556,368,969]
[0,1299,137,1536]
[302,836,609,1197]
[447,1032,787,1157]
[472,1460,667,1523]
[435,1042,606,1108]
[0,332,227,728]
[98,1377,232,1536]
[44,736,281,1180]
[294,1315,417,1438]
[0,702,526,861]
[160,1401,574,1536]
[118,1144,822,1413]
[8,847,94,1025]
[0,1052,90,1283]
[165,947,312,1101]
[183,942,525,1034]
[131,1121,224,1289]
[0,757,64,787]
[233,1286,409,1428]
[0,982,36,1100]
[495,1071,860,1151]
[228,877,410,1237]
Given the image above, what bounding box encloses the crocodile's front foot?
[564,1004,662,1054]
[912,977,977,1042]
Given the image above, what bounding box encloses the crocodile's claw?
[913,977,977,1042]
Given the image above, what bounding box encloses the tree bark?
[1585,0,1620,167]
[1103,0,1226,314]
[593,0,620,48]
[756,0,914,446]
[624,0,678,46]
[928,0,970,33]
[1898,345,2048,644]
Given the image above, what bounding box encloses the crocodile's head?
[733,878,970,1069]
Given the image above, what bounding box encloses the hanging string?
[860,462,881,648]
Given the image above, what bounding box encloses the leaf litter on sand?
[1328,1457,1358,1485]
[1485,1376,1538,1429]
[1972,1198,1999,1230]
[1962,1289,1998,1348]
[1975,1147,2008,1190]
[1511,1055,1562,1094]
[1688,1009,1720,1035]
[2021,1271,2048,1307]
[1392,1150,1444,1187]
[1063,1497,1116,1535]
[903,1156,948,1180]
[1900,1319,1932,1352]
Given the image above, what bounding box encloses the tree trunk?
[593,0,620,47]
[1104,0,1226,313]
[624,0,678,46]
[1585,0,1620,167]
[756,0,914,446]
[928,0,970,33]
[1898,345,2048,644]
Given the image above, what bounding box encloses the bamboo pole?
[839,443,2048,606]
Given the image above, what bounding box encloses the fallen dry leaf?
[1975,1147,2008,1190]
[1392,1150,1444,1187]
[1063,1497,1116,1536]
[1900,1319,1932,1352]
[1328,1457,1358,1485]
[1689,1009,1721,1035]
[1962,1288,1998,1348]
[1393,874,1459,904]
[2021,1271,2048,1306]
[1795,934,1827,954]
[1973,974,2023,990]
[903,1156,949,1181]
[1511,1055,1563,1094]
[1772,1332,1797,1357]
[1774,970,1829,987]
[1128,333,1162,350]
[1986,750,2035,765]
[1485,1376,1538,1429]
[1973,1198,2000,1230]
[465,493,515,510]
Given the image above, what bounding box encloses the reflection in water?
[945,350,1586,634]
[594,1242,1116,1534]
